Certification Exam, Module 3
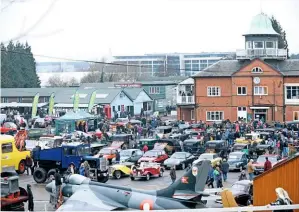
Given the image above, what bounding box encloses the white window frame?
[254,86,268,95]
[2,97,8,103]
[265,41,275,49]
[251,67,263,73]
[253,41,264,49]
[294,111,299,121]
[237,86,247,95]
[206,111,224,121]
[149,86,160,94]
[246,41,252,49]
[207,86,221,97]
[191,110,195,120]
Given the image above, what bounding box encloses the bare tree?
[47,75,67,87]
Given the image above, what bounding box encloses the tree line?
[1,41,41,88]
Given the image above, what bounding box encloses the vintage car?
[108,163,132,179]
[96,142,123,164]
[130,162,164,181]
[0,135,31,174]
[230,180,253,206]
[205,140,229,158]
[27,128,49,139]
[232,143,250,155]
[183,139,205,156]
[0,122,18,134]
[156,126,172,139]
[119,149,143,163]
[111,134,134,149]
[169,133,189,141]
[138,139,180,155]
[235,133,263,144]
[138,149,168,163]
[138,138,159,150]
[192,153,222,167]
[228,152,248,171]
[164,152,196,170]
[252,154,281,175]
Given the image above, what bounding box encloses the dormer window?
[252,67,263,73]
[253,41,264,49]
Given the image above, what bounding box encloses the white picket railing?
[236,48,287,60]
[177,96,195,104]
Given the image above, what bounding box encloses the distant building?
[36,62,90,73]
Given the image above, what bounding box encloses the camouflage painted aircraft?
[45,160,211,211]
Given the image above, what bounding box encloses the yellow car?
[108,163,132,179]
[235,133,262,144]
[1,135,31,174]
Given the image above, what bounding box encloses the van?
[1,135,31,174]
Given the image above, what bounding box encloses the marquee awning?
[54,103,97,108]
[0,103,48,108]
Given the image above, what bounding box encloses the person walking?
[115,150,120,164]
[221,159,229,182]
[83,161,90,178]
[27,184,34,211]
[25,156,33,175]
[79,163,85,176]
[54,169,62,209]
[214,166,223,188]
[264,157,272,172]
[170,166,176,184]
[207,166,215,188]
[247,159,255,181]
[142,144,148,153]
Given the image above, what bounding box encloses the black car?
[228,152,248,171]
[163,152,196,170]
[230,180,253,206]
[183,139,205,156]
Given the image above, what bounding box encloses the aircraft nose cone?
[45,181,54,193]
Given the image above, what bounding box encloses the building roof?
[178,78,194,85]
[244,13,279,36]
[0,87,64,97]
[193,59,299,77]
[123,88,143,100]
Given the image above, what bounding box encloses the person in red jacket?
[264,157,272,172]
[142,144,148,153]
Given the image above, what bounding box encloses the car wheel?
[17,160,26,174]
[181,163,186,170]
[146,173,150,181]
[130,176,135,181]
[33,167,47,183]
[114,170,122,179]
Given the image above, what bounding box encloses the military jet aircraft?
[45,160,211,211]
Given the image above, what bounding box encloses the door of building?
[237,107,247,121]
[254,109,267,121]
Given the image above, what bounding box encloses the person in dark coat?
[115,150,120,164]
[170,166,176,184]
[54,169,62,209]
[27,184,34,211]
[25,156,33,175]
[221,159,229,182]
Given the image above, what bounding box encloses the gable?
[110,91,133,105]
[134,90,152,103]
[233,59,282,77]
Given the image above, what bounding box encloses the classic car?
[183,139,205,156]
[96,145,121,164]
[111,134,134,149]
[27,128,49,139]
[169,133,189,141]
[164,152,196,170]
[156,126,172,139]
[227,152,248,171]
[230,180,253,206]
[119,149,143,163]
[0,122,17,134]
[192,153,222,167]
[205,140,229,158]
[108,163,132,179]
[130,162,164,181]
[232,143,250,155]
[252,154,281,175]
[138,149,168,163]
[138,138,159,150]
[155,139,181,155]
[235,133,263,144]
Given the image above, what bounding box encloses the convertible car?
[130,162,164,181]
[108,163,132,179]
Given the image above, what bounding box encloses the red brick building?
[180,14,299,123]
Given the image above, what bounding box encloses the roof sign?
[96,94,108,99]
[114,83,142,88]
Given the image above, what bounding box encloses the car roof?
[201,153,216,156]
[0,135,15,143]
[234,180,252,185]
[230,152,244,155]
[112,134,131,137]
[122,149,139,152]
[157,126,172,129]
[184,139,201,142]
[206,140,224,143]
[148,149,163,152]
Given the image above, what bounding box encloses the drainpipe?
[251,76,254,119]
[282,77,285,122]
[194,78,197,122]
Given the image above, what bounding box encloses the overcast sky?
[1,0,298,62]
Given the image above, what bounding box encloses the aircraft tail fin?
[157,160,211,199]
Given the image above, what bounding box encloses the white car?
[192,153,222,167]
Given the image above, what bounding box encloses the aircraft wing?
[57,188,127,211]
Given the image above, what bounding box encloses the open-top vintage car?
[235,133,263,144]
[130,162,164,181]
[108,162,133,179]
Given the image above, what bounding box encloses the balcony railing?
[177,95,195,104]
[236,48,287,60]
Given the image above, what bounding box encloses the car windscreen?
[228,155,241,160]
[171,152,186,159]
[199,154,213,160]
[144,151,158,157]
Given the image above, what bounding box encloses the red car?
[138,150,168,163]
[130,162,164,181]
[252,154,281,175]
[0,122,17,134]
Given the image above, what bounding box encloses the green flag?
[88,90,97,112]
[31,93,40,118]
[48,93,55,115]
[73,90,80,111]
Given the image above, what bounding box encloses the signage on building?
[114,83,142,88]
